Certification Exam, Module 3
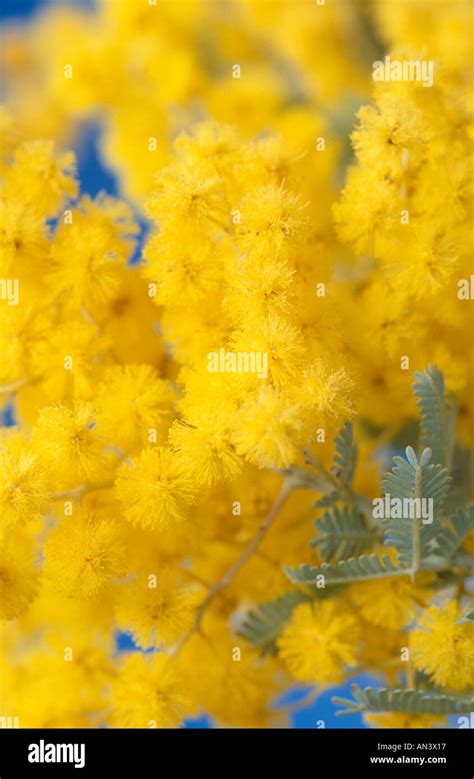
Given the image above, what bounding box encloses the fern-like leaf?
[444,445,471,513]
[333,422,357,486]
[310,505,374,562]
[413,365,456,469]
[314,491,341,509]
[431,505,474,561]
[333,684,474,715]
[284,554,411,586]
[380,446,450,566]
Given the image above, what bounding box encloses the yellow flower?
[333,168,400,257]
[277,600,360,684]
[32,401,105,490]
[6,648,110,728]
[0,196,48,278]
[89,265,167,365]
[349,570,430,630]
[114,568,202,648]
[111,653,190,728]
[291,359,354,426]
[410,601,474,691]
[351,93,430,179]
[50,194,137,308]
[173,122,242,182]
[0,442,50,527]
[44,510,125,599]
[32,317,110,403]
[223,256,295,324]
[96,364,174,453]
[231,314,305,388]
[4,140,77,217]
[146,162,227,231]
[392,222,461,299]
[143,232,222,307]
[114,447,196,531]
[169,404,243,487]
[0,0,472,731]
[0,302,53,386]
[180,615,283,727]
[234,183,309,261]
[233,386,306,469]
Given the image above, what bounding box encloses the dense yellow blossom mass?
[0,0,472,729]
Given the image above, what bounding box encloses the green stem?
[412,465,423,580]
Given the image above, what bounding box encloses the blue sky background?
[1,0,378,729]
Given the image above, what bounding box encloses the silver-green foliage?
[413,364,456,469]
[380,446,450,566]
[240,366,473,715]
[333,685,474,716]
[310,504,374,562]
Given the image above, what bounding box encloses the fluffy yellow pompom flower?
[0,443,50,527]
[142,233,222,307]
[277,600,360,684]
[410,601,474,691]
[1,0,472,731]
[146,162,227,231]
[169,405,243,487]
[183,620,285,728]
[32,401,105,490]
[32,317,109,404]
[50,194,137,308]
[173,122,242,181]
[110,653,190,728]
[0,532,39,619]
[7,648,111,728]
[4,140,77,217]
[333,168,400,257]
[0,198,48,279]
[234,183,308,261]
[292,359,354,426]
[114,569,202,648]
[349,564,430,630]
[0,303,53,387]
[364,712,446,729]
[350,94,429,179]
[231,314,305,388]
[96,364,174,453]
[114,447,196,531]
[392,222,461,299]
[44,510,125,599]
[224,256,295,325]
[233,386,306,469]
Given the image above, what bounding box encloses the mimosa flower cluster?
[0,0,472,729]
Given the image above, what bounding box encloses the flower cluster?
[0,0,472,729]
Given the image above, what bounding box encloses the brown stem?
[0,377,29,395]
[174,477,295,654]
[194,480,293,629]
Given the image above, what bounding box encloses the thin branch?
[0,377,29,395]
[195,480,293,628]
[174,477,295,654]
[52,480,114,502]
[281,686,320,717]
